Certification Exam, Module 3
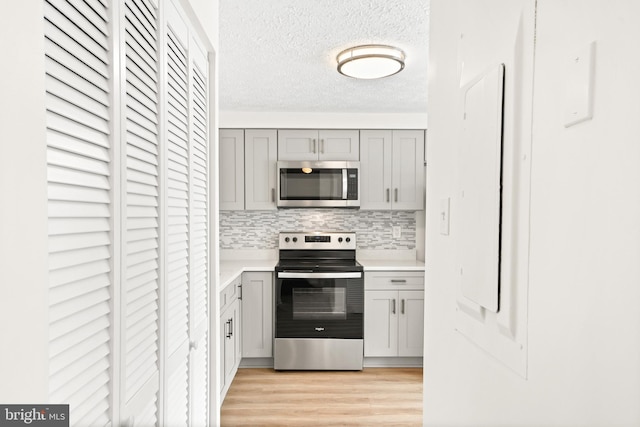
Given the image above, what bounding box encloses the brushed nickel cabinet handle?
[271,188,275,202]
[394,188,398,202]
[391,299,396,315]
[386,188,390,203]
[401,299,405,315]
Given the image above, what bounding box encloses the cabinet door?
[221,299,239,393]
[364,290,398,357]
[391,130,425,210]
[318,130,360,160]
[219,308,229,394]
[360,130,393,209]
[233,299,242,372]
[219,129,245,210]
[398,290,424,357]
[219,311,225,393]
[245,130,277,210]
[241,272,274,358]
[277,129,318,160]
[219,278,237,397]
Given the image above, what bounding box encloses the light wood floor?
[220,367,423,426]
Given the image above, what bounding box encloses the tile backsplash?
[219,209,416,250]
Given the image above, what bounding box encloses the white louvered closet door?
[44,0,113,425]
[188,36,209,427]
[164,2,191,425]
[121,0,161,424]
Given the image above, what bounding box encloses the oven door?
[275,271,364,339]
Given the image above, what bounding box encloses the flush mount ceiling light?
[336,44,406,79]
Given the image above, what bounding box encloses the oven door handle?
[277,271,362,279]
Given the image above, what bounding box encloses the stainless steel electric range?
[274,231,364,370]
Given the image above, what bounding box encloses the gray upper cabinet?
[245,129,277,210]
[360,130,425,210]
[219,129,245,210]
[277,129,359,161]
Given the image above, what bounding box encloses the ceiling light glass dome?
[337,45,406,79]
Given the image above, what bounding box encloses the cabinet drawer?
[365,271,424,290]
[220,275,241,312]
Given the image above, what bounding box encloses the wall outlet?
[392,226,402,239]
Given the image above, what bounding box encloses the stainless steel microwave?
[277,161,360,208]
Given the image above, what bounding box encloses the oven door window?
[293,287,346,320]
[276,276,363,339]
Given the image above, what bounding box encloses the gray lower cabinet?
[220,271,274,403]
[364,271,425,358]
[219,276,241,399]
[241,272,274,358]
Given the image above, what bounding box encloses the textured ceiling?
[218,0,430,114]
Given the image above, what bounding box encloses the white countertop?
[218,249,424,292]
[358,258,425,271]
[218,258,278,292]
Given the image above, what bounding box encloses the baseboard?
[363,357,423,368]
[238,357,422,369]
[239,357,274,368]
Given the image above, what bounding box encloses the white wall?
[0,0,220,413]
[183,0,219,51]
[0,2,50,402]
[424,1,640,426]
[219,111,428,129]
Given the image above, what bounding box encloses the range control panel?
[278,232,356,250]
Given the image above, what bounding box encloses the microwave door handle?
[342,168,348,200]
